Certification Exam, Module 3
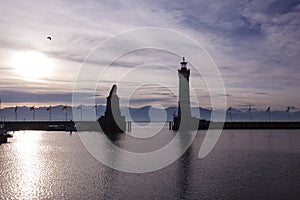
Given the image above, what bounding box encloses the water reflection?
[178,144,192,199]
[13,131,42,199]
[99,133,123,200]
[177,131,193,200]
[1,129,300,199]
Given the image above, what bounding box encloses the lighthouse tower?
[172,57,199,130]
[178,57,191,120]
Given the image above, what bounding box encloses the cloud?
[0,0,300,109]
[0,90,73,104]
[0,89,109,107]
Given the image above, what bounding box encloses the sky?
[0,0,300,110]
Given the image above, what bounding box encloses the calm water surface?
[1,126,300,200]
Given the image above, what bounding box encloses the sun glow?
[11,51,54,80]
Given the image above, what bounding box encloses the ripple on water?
[1,129,300,199]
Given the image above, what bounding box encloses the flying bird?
[47,36,52,40]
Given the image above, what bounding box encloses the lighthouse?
[172,57,199,130]
[178,57,191,119]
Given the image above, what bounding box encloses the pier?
[2,121,77,132]
[1,120,134,132]
[2,120,300,132]
[170,120,300,130]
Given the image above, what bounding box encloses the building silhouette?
[98,85,126,133]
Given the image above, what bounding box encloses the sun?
[11,51,54,81]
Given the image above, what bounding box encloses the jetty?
[1,120,300,133]
[171,120,300,130]
[2,121,76,132]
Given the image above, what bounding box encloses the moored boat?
[0,124,13,143]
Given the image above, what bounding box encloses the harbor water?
[1,125,300,199]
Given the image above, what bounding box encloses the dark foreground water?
[1,126,300,200]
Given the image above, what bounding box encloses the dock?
[1,120,300,132]
[1,120,131,132]
[171,120,300,130]
[2,121,77,132]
